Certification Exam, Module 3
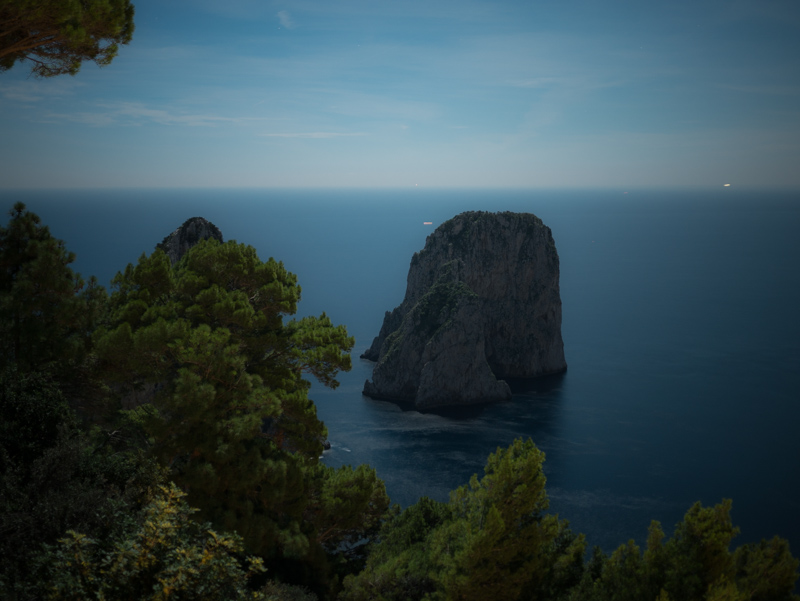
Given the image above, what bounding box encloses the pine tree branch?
[0,31,61,58]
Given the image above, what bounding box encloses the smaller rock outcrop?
[156,217,223,264]
[362,211,566,410]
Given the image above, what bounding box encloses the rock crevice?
[362,211,566,409]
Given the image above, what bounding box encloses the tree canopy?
[1,204,798,601]
[93,237,389,591]
[0,202,105,388]
[342,438,800,601]
[567,498,800,601]
[0,366,166,599]
[341,439,586,601]
[43,483,269,601]
[0,0,135,77]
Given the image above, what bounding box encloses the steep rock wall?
[362,211,566,409]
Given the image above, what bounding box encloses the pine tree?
[0,367,165,599]
[573,500,800,601]
[733,537,799,601]
[432,438,584,601]
[341,439,585,601]
[94,238,388,579]
[339,497,451,601]
[0,0,135,77]
[0,202,103,377]
[662,500,740,600]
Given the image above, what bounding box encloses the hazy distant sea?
[5,187,800,557]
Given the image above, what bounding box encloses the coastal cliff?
[362,211,566,409]
[156,216,223,264]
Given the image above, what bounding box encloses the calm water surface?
[4,187,799,556]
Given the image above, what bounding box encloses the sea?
[3,187,799,559]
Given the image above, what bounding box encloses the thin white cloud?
[1,80,82,103]
[38,102,269,128]
[43,112,117,127]
[2,86,43,103]
[716,83,800,96]
[110,102,245,126]
[277,10,295,29]
[261,132,367,138]
[507,77,564,89]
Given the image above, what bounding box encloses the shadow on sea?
[373,371,567,422]
[505,372,566,395]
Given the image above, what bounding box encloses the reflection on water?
[505,372,566,395]
[314,361,568,509]
[13,188,800,559]
[373,371,568,420]
[309,190,800,556]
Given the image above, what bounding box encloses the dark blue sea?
[4,187,799,558]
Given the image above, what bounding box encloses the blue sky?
[1,0,799,189]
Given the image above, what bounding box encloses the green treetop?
[341,438,586,601]
[431,438,585,601]
[94,238,388,585]
[0,202,105,378]
[571,499,800,601]
[0,0,135,77]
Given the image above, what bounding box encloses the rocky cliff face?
[156,217,223,264]
[362,211,566,409]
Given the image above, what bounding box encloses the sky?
[1,0,799,189]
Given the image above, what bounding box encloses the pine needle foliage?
[0,0,135,77]
[1,202,90,372]
[341,438,585,601]
[93,239,389,574]
[0,202,107,406]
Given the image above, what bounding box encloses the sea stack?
[362,211,566,409]
[156,217,223,264]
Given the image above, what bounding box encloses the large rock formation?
[156,217,223,264]
[362,211,566,409]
